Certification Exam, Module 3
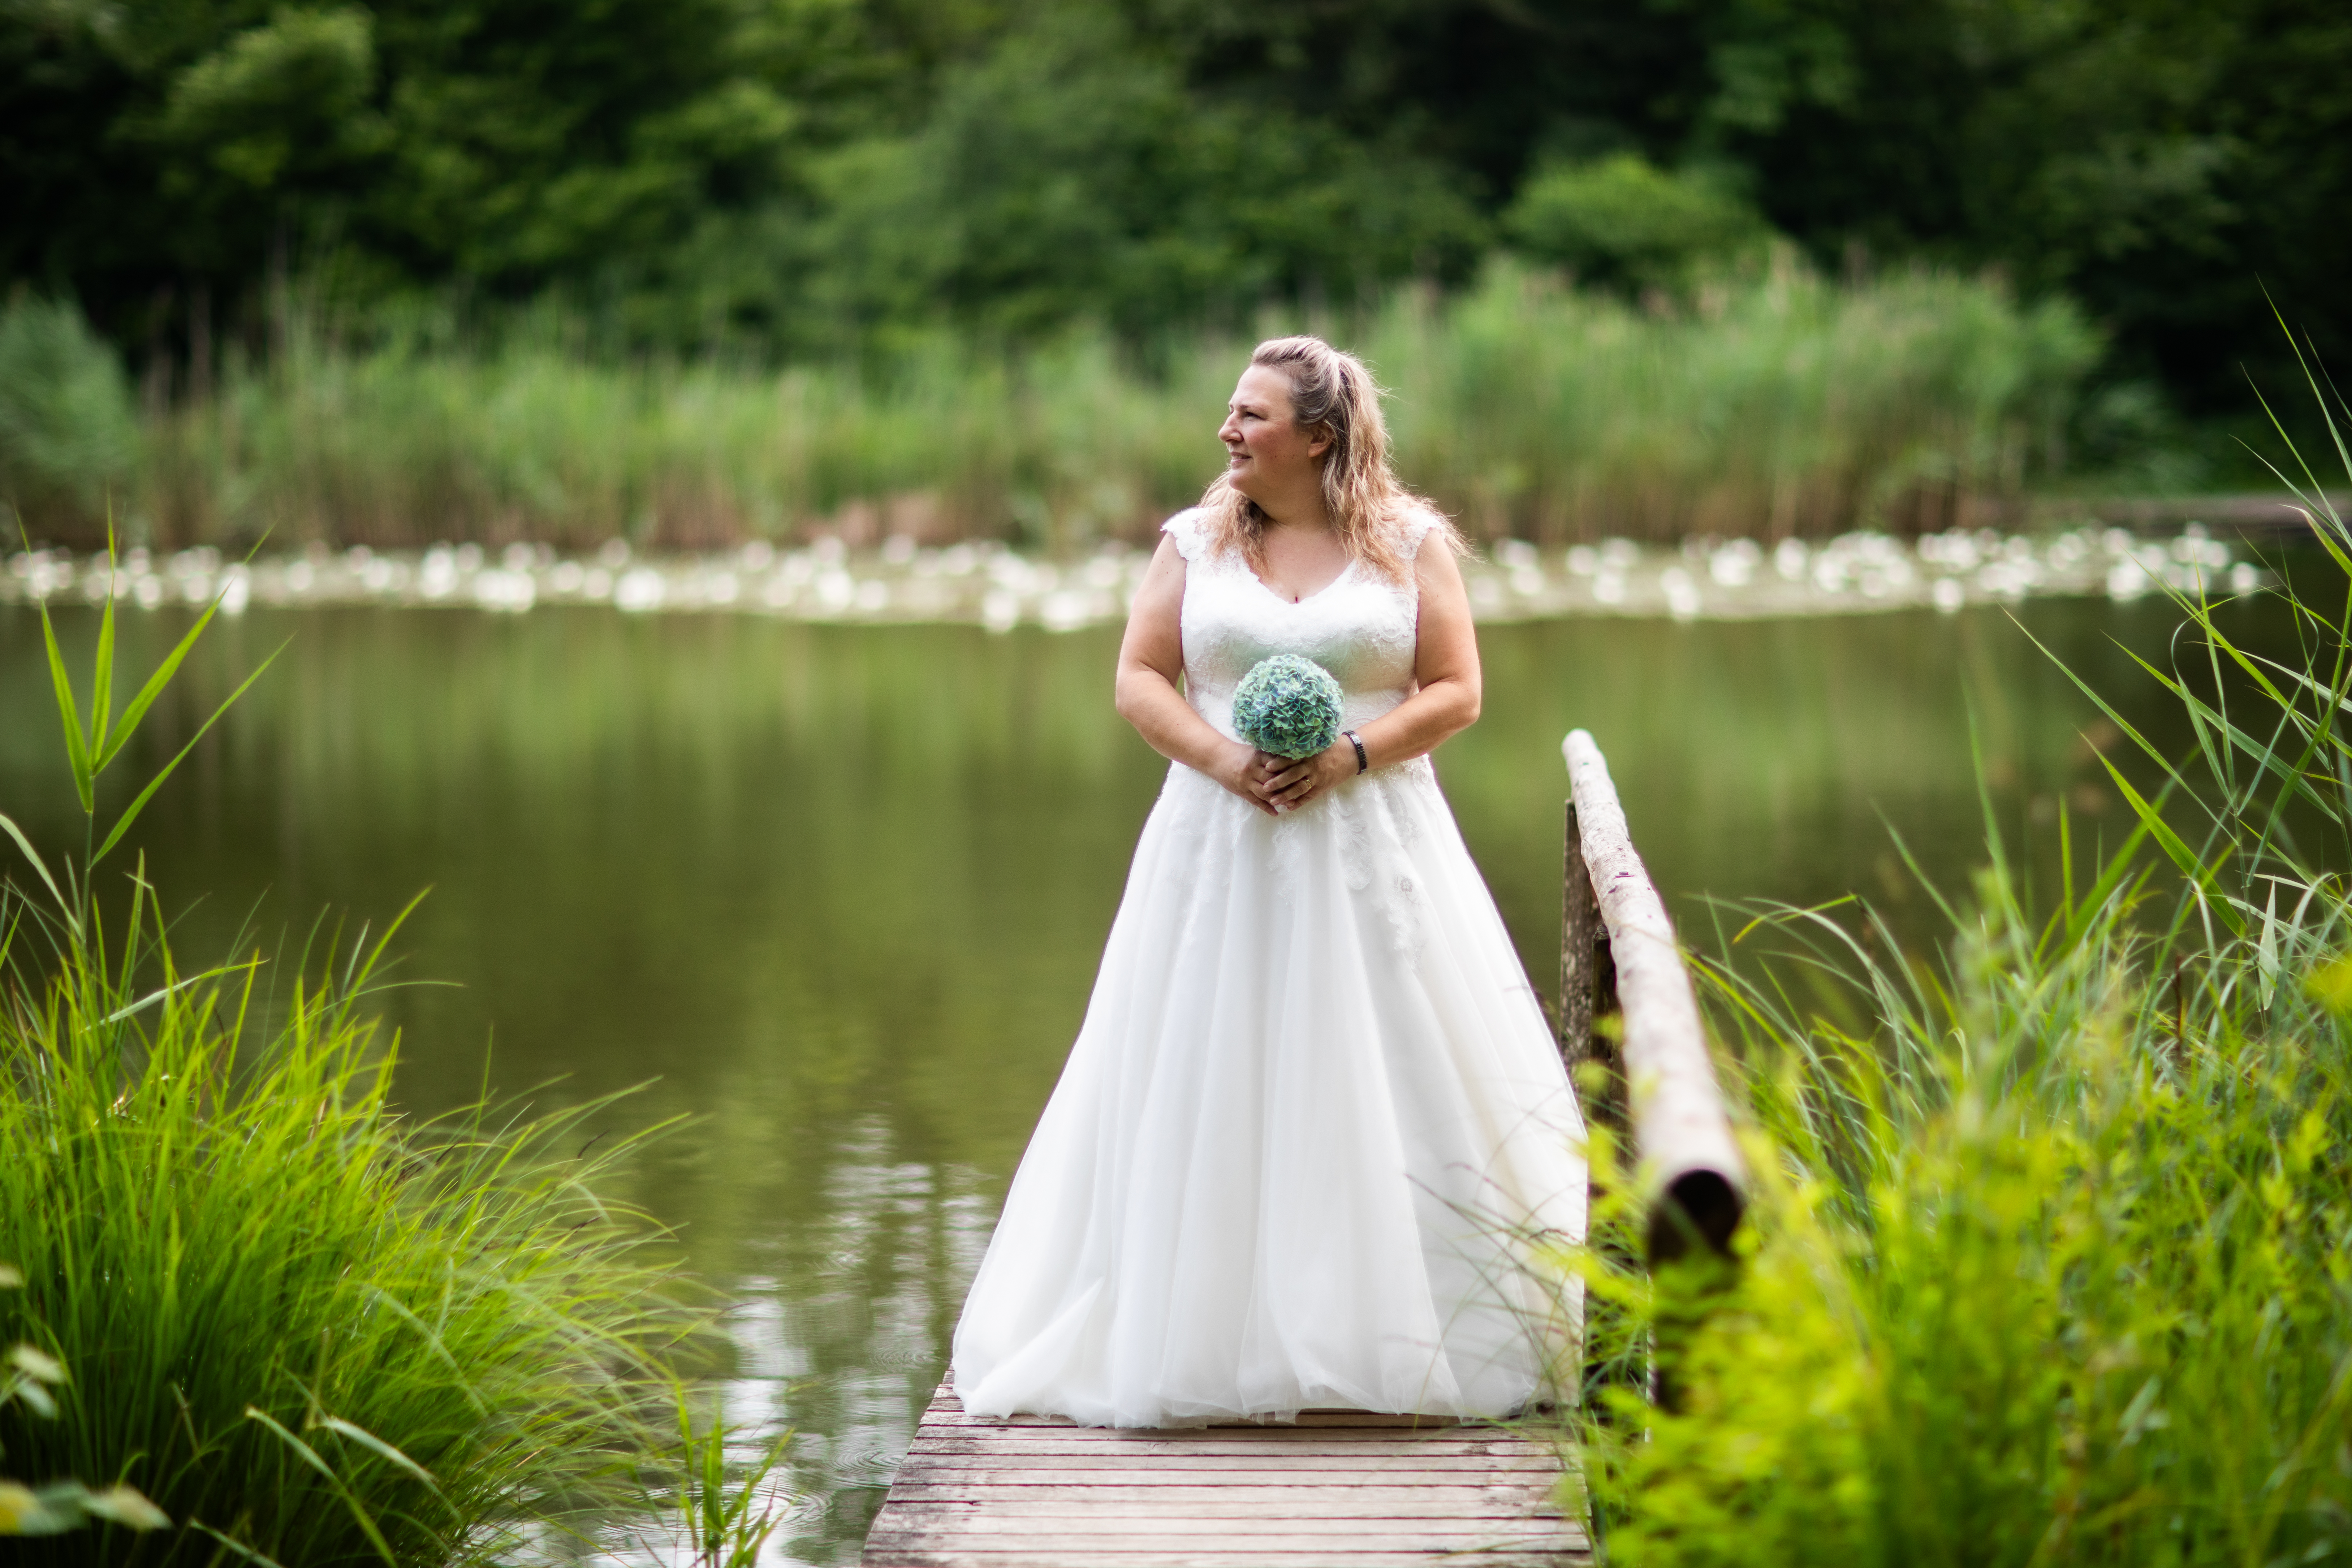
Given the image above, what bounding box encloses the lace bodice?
[1162,507,1433,746]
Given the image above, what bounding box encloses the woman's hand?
[1254,742,1355,812]
[1207,740,1285,816]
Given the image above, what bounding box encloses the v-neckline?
[1248,556,1357,607]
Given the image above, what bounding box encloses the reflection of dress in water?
[952,507,1587,1429]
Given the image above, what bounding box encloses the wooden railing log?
[1561,729,1747,1265]
[1558,805,1601,1068]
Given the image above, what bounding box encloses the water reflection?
[0,597,2271,1561]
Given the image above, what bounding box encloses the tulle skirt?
[951,758,1587,1429]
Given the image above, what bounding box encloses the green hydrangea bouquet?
[1233,655,1345,760]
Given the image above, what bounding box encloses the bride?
[952,335,1587,1429]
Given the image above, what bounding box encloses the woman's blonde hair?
[1198,334,1463,583]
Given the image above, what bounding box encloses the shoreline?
[3,523,2269,631]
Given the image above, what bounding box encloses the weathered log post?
[1560,731,1748,1421]
[1559,730,1746,1265]
[1560,800,1620,1125]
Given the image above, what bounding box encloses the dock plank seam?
[862,1381,1589,1567]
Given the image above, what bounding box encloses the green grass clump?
[0,558,705,1565]
[117,261,2092,553]
[1563,344,2352,1563]
[1,902,693,1567]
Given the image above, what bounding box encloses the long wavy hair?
[1198,335,1463,583]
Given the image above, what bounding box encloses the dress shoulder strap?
[1395,506,1443,562]
[1161,507,1213,564]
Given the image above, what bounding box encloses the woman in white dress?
[952,335,1587,1429]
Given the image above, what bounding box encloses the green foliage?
[7,0,2345,412]
[162,7,384,192]
[125,261,2094,550]
[0,297,138,536]
[800,8,1482,345]
[0,1477,171,1541]
[1382,261,2096,540]
[1584,879,2352,1564]
[0,1281,172,1540]
[0,888,698,1566]
[1681,0,2352,407]
[1504,155,1774,294]
[661,1382,791,1568]
[0,560,746,1565]
[1561,353,2352,1563]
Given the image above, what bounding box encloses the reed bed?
[1561,361,2352,1564]
[0,568,761,1563]
[125,263,2096,553]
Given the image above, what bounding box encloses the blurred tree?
[161,8,383,195]
[799,7,1484,346]
[1680,0,2352,408]
[0,0,2344,421]
[1503,154,1774,293]
[1,0,864,353]
[0,294,140,534]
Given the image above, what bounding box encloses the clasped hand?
[1218,741,1352,816]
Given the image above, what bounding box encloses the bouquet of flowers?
[1232,655,1345,760]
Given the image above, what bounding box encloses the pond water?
[0,596,2258,1561]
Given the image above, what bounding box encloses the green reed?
[1559,341,2352,1564]
[0,556,763,1564]
[128,261,2094,553]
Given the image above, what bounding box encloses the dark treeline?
[6,0,2347,416]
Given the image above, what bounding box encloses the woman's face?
[1218,364,1329,510]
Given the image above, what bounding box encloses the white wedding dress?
[951,507,1588,1429]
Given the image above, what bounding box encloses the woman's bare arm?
[1114,537,1282,814]
[1363,531,1481,763]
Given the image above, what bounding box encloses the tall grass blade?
[91,640,289,865]
[2092,751,2245,935]
[34,600,93,814]
[0,811,69,915]
[88,551,116,765]
[187,1519,292,1568]
[96,592,232,773]
[311,1415,441,1491]
[242,1405,402,1565]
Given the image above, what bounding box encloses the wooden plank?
[903,1436,1536,1454]
[882,1485,1558,1505]
[1561,798,1600,1072]
[867,1551,1578,1566]
[870,1525,1571,1545]
[868,1554,1575,1564]
[900,1422,1524,1441]
[876,1508,1569,1528]
[877,1502,1564,1522]
[889,1457,1552,1476]
[867,1550,1574,1565]
[863,1382,1584,1565]
[1562,727,1746,1261]
[922,1408,1457,1430]
[866,1551,1580,1561]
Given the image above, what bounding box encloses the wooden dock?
[860,731,1749,1565]
[861,1381,1587,1568]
